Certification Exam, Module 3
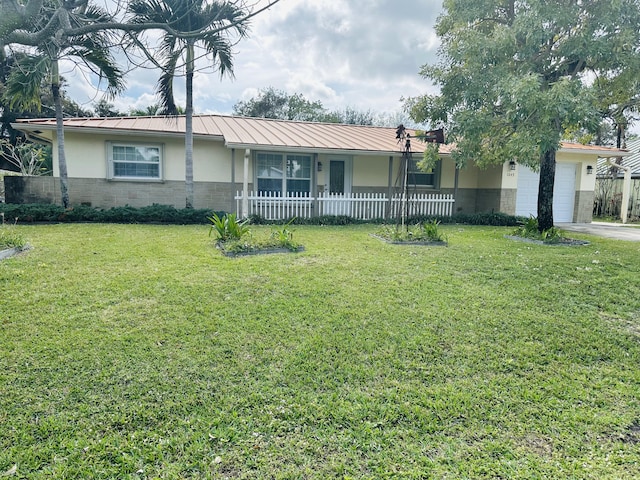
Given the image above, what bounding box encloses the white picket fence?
[235,191,455,220]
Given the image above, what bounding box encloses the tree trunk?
[51,59,69,208]
[184,42,195,209]
[537,148,556,232]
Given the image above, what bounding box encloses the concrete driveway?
[557,222,640,242]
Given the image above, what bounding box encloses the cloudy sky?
[64,0,443,119]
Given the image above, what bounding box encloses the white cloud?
[62,0,443,118]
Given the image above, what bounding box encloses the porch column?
[607,157,632,224]
[242,148,250,218]
[386,156,394,220]
[312,153,319,217]
[454,165,460,213]
[231,149,236,213]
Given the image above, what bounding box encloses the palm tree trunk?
[51,59,70,208]
[537,148,556,232]
[184,42,195,209]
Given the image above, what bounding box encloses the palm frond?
[157,51,181,115]
[3,54,51,111]
[202,1,250,37]
[68,46,126,98]
[201,35,235,78]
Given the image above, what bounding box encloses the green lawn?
[1,224,640,479]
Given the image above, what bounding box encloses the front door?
[325,157,352,215]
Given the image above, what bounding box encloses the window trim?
[106,141,164,181]
[255,151,313,196]
[408,156,441,189]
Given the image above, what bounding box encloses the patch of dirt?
[622,422,640,444]
[519,434,554,457]
[504,235,589,246]
[218,245,305,257]
[370,234,447,246]
[600,312,640,337]
[603,421,640,445]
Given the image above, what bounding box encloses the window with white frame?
[256,152,312,195]
[107,142,162,180]
[408,157,440,188]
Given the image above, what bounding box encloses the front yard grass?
[1,224,640,479]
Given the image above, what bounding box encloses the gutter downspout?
[606,158,632,224]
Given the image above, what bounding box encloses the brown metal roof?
[13,114,624,157]
[15,115,429,155]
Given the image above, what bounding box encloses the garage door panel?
[515,163,577,223]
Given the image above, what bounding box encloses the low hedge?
[0,203,224,225]
[0,203,522,227]
[249,211,522,227]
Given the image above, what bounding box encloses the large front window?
[256,153,311,195]
[108,142,162,180]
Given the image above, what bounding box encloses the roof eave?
[226,142,402,156]
[560,147,630,157]
[12,123,225,142]
[225,142,446,157]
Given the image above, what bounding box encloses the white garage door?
[515,163,577,223]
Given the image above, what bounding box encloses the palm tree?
[4,4,124,208]
[129,0,248,209]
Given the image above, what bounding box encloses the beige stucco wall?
[439,158,457,189]
[352,154,390,188]
[40,129,605,222]
[52,132,232,182]
[556,151,597,192]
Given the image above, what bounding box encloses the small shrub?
[270,218,299,250]
[0,226,27,249]
[376,220,446,243]
[419,219,445,242]
[512,216,562,243]
[208,213,250,242]
[214,218,302,255]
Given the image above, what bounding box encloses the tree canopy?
[409,0,640,230]
[233,87,379,125]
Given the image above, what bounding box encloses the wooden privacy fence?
[235,191,455,220]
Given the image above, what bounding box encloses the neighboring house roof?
[597,137,640,178]
[14,114,625,158]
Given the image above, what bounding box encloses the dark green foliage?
[208,212,250,241]
[233,86,376,125]
[249,212,520,227]
[0,225,26,248]
[513,216,563,243]
[377,219,446,243]
[0,203,224,224]
[0,204,521,226]
[409,0,640,229]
